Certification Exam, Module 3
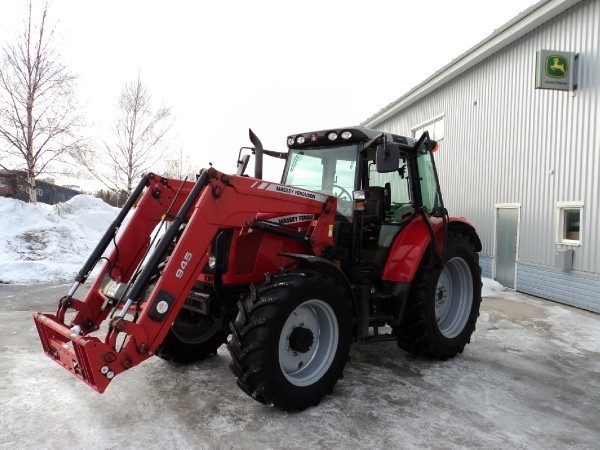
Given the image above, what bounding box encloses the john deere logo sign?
[535,50,578,91]
[546,55,568,78]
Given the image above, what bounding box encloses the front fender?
[278,253,357,317]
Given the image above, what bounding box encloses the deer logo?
[546,55,568,78]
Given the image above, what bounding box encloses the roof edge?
[361,0,582,128]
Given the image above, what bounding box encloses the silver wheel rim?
[278,299,338,387]
[435,257,473,338]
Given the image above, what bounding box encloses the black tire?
[156,307,227,363]
[228,269,353,411]
[394,232,482,359]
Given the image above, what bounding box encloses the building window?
[557,201,583,245]
[411,114,445,141]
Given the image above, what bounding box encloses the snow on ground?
[0,196,119,284]
[482,277,600,354]
[1,197,599,447]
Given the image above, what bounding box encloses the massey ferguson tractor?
[34,126,482,411]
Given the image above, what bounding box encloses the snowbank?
[0,195,118,284]
[482,277,522,300]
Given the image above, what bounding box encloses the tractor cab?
[281,127,443,282]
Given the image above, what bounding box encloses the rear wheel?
[394,232,481,359]
[156,297,227,363]
[228,269,353,411]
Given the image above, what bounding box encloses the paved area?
[0,282,598,449]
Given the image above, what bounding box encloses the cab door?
[413,135,446,256]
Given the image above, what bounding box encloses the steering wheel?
[331,184,353,217]
[332,184,352,201]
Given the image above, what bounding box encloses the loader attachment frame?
[33,167,337,392]
[33,170,213,392]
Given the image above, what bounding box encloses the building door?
[495,206,519,288]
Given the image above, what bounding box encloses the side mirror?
[376,143,400,173]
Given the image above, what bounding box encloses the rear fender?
[448,218,482,252]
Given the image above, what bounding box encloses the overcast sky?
[0,0,537,185]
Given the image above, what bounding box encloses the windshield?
[282,145,357,194]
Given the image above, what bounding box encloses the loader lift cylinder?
[74,174,152,285]
[63,174,152,301]
[118,169,210,317]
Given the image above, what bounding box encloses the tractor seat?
[363,185,391,225]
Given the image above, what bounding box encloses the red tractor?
[34,126,481,411]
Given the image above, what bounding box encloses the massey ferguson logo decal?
[252,181,329,203]
[269,214,314,225]
[274,185,317,199]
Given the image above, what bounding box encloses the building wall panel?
[371,0,599,309]
[517,263,600,312]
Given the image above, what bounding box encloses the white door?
[495,207,519,289]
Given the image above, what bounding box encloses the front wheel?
[228,270,353,411]
[394,232,482,359]
[156,296,227,363]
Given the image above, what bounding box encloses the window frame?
[556,201,583,246]
[411,113,445,141]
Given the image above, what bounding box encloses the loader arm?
[34,168,337,393]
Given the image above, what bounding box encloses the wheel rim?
[278,299,339,387]
[435,257,473,338]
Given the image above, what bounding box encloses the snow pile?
[0,195,119,284]
[482,277,522,300]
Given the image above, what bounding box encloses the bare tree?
[0,1,82,203]
[79,75,173,197]
[162,147,194,180]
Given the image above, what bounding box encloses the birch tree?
[80,75,173,196]
[0,1,82,202]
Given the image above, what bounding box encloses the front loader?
[34,126,482,411]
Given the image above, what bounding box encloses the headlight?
[327,132,338,141]
[353,190,365,200]
[287,137,295,146]
[207,255,216,270]
[296,135,305,145]
[341,131,352,140]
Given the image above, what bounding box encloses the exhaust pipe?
[249,128,263,180]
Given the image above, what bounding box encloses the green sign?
[545,55,568,78]
[535,50,578,91]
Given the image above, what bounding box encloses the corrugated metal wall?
[373,0,599,310]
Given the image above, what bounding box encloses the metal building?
[362,0,599,312]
